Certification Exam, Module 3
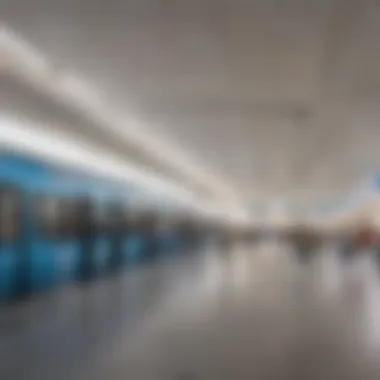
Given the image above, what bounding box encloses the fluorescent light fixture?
[0,25,241,206]
[58,73,103,110]
[0,25,49,76]
[0,115,205,209]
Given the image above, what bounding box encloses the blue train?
[0,150,206,303]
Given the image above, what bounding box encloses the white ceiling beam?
[0,115,204,209]
[0,25,242,210]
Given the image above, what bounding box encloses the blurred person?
[290,224,321,262]
[353,220,378,250]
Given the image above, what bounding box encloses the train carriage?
[0,150,206,302]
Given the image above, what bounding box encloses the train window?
[104,202,126,232]
[158,217,176,234]
[122,207,139,232]
[0,187,21,242]
[38,196,78,239]
[133,211,158,235]
[73,198,96,237]
[139,212,158,234]
[104,203,142,234]
[125,211,138,230]
[93,203,108,232]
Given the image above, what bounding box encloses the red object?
[355,228,378,248]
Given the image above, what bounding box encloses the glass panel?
[104,202,123,232]
[125,207,144,233]
[74,198,96,237]
[38,196,78,239]
[157,215,177,234]
[93,203,108,232]
[0,186,21,242]
[138,211,158,234]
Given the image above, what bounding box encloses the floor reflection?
[2,245,380,380]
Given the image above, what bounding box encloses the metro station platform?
[1,245,380,380]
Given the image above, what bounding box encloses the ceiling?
[1,0,380,216]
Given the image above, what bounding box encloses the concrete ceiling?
[1,0,380,215]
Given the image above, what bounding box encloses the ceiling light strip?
[0,25,240,204]
[0,115,206,210]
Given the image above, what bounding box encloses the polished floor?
[1,244,380,380]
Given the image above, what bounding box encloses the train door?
[157,217,176,254]
[0,184,23,301]
[195,220,208,250]
[178,218,198,252]
[200,221,215,250]
[139,211,159,261]
[75,197,97,282]
[34,196,80,290]
[209,224,223,251]
[93,201,111,277]
[107,202,125,274]
[122,209,144,265]
[176,218,187,252]
[163,217,180,254]
[157,217,171,255]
